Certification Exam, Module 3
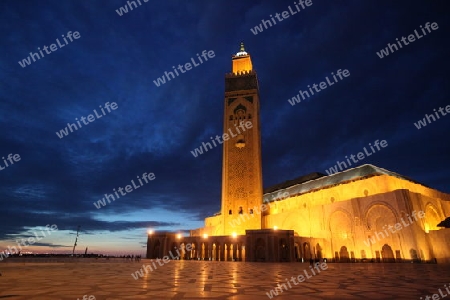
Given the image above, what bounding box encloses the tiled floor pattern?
[0,259,448,299]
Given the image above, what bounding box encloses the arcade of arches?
[148,167,450,264]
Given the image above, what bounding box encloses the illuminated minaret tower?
[221,42,263,235]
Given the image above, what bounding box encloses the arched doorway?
[294,243,300,261]
[201,243,205,260]
[280,238,288,262]
[381,244,395,263]
[191,242,197,259]
[170,242,178,259]
[152,240,161,259]
[339,246,350,262]
[179,243,186,260]
[410,248,418,260]
[224,244,229,261]
[235,243,240,261]
[316,243,323,260]
[215,243,221,261]
[256,238,266,262]
[303,243,311,261]
[329,210,353,261]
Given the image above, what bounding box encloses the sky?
[0,0,449,256]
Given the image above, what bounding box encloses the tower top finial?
[240,42,245,52]
[235,41,248,57]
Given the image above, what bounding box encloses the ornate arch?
[423,203,443,232]
[364,202,399,231]
[328,208,354,232]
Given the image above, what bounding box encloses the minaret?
[221,42,263,235]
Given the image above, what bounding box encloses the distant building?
[147,43,450,263]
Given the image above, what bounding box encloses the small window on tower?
[229,210,232,215]
[235,134,245,148]
[229,115,233,120]
[248,114,252,119]
[249,209,254,214]
[239,207,243,214]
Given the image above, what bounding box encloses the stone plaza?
[0,259,449,299]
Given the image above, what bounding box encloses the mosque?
[147,44,450,263]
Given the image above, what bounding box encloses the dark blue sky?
[1,0,449,255]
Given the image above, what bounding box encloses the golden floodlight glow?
[232,42,253,74]
[232,232,237,238]
[203,233,208,239]
[147,229,154,235]
[274,226,278,230]
[177,233,182,239]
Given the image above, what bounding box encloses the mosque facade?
[147,44,450,264]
